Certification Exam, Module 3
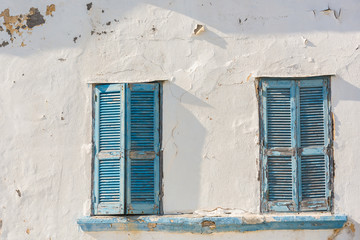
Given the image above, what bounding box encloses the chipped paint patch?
[194,24,205,35]
[201,220,216,229]
[246,73,252,82]
[147,223,157,230]
[327,221,355,240]
[86,3,93,11]
[46,4,56,16]
[0,8,27,40]
[0,41,9,47]
[0,6,53,46]
[27,8,45,28]
[349,222,355,233]
[320,7,341,20]
[16,189,21,197]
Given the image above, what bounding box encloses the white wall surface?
[0,0,359,239]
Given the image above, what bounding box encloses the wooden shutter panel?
[126,83,160,214]
[260,79,297,212]
[93,84,125,215]
[298,79,331,211]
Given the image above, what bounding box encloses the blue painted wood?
[260,77,332,212]
[260,79,297,212]
[77,214,347,233]
[93,84,125,215]
[125,83,160,214]
[298,78,330,211]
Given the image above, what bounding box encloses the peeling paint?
[328,227,342,239]
[331,112,335,141]
[147,223,157,230]
[16,189,21,197]
[0,41,9,47]
[0,9,27,39]
[73,35,81,43]
[0,6,50,45]
[321,6,341,20]
[246,73,252,82]
[86,3,93,11]
[201,220,216,229]
[193,24,205,35]
[78,215,347,233]
[238,18,248,24]
[327,221,355,240]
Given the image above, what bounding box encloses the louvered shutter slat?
[126,83,160,214]
[267,88,292,147]
[93,84,125,215]
[298,79,330,211]
[268,156,293,201]
[261,80,297,212]
[300,86,325,147]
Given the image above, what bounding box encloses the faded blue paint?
[93,84,125,215]
[259,77,332,212]
[77,214,347,233]
[125,83,160,215]
[92,83,161,215]
[298,79,331,212]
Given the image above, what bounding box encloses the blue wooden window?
[93,83,160,215]
[259,77,332,212]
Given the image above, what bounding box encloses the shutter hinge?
[324,147,332,155]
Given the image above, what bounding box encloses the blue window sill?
[77,214,347,233]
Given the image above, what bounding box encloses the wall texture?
[0,0,359,239]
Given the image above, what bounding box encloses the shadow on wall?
[0,0,359,53]
[332,76,360,107]
[331,76,360,141]
[161,82,210,213]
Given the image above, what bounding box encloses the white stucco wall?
[0,0,359,239]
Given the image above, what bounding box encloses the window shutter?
[298,79,331,211]
[125,83,160,214]
[260,80,297,212]
[93,84,125,215]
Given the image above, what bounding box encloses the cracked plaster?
[0,0,360,239]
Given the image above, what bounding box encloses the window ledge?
[77,214,347,233]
